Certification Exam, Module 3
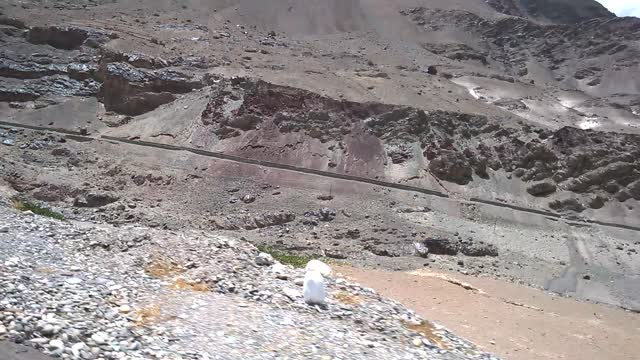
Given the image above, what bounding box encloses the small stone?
[2,138,15,146]
[0,226,8,233]
[414,242,428,258]
[48,339,64,350]
[91,332,109,345]
[490,340,496,345]
[118,305,131,313]
[128,341,141,350]
[412,338,423,347]
[242,194,256,204]
[71,342,86,357]
[65,277,83,285]
[255,252,275,266]
[40,324,56,337]
[0,325,6,335]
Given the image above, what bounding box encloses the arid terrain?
[1,0,639,359]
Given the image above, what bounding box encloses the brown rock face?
[193,78,640,211]
[211,212,295,230]
[428,151,473,185]
[98,62,204,115]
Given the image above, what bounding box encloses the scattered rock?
[242,194,256,204]
[414,242,429,258]
[255,252,275,266]
[317,194,334,201]
[73,193,119,208]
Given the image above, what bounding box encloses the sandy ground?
[335,265,640,360]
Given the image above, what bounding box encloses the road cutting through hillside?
[2,120,640,234]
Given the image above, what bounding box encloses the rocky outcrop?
[27,26,117,50]
[401,8,639,94]
[73,192,119,208]
[527,182,557,197]
[195,78,640,211]
[549,198,586,212]
[421,43,488,65]
[98,62,205,115]
[428,151,473,185]
[418,237,498,257]
[211,211,295,230]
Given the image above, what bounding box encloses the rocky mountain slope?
[487,0,615,23]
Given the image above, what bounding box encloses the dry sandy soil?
[336,265,640,360]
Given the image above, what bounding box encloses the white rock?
[0,325,6,335]
[305,259,331,277]
[48,339,64,350]
[118,305,131,313]
[91,332,109,345]
[255,252,274,266]
[71,342,86,357]
[65,277,83,285]
[303,270,326,305]
[4,257,20,267]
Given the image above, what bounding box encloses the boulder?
[628,180,640,200]
[319,208,336,221]
[73,193,118,208]
[255,252,275,266]
[428,151,473,185]
[461,242,498,257]
[414,242,429,258]
[242,194,256,204]
[527,181,557,197]
[548,198,586,212]
[422,237,459,255]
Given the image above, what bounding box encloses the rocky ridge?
[401,7,640,96]
[188,78,640,212]
[0,22,209,115]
